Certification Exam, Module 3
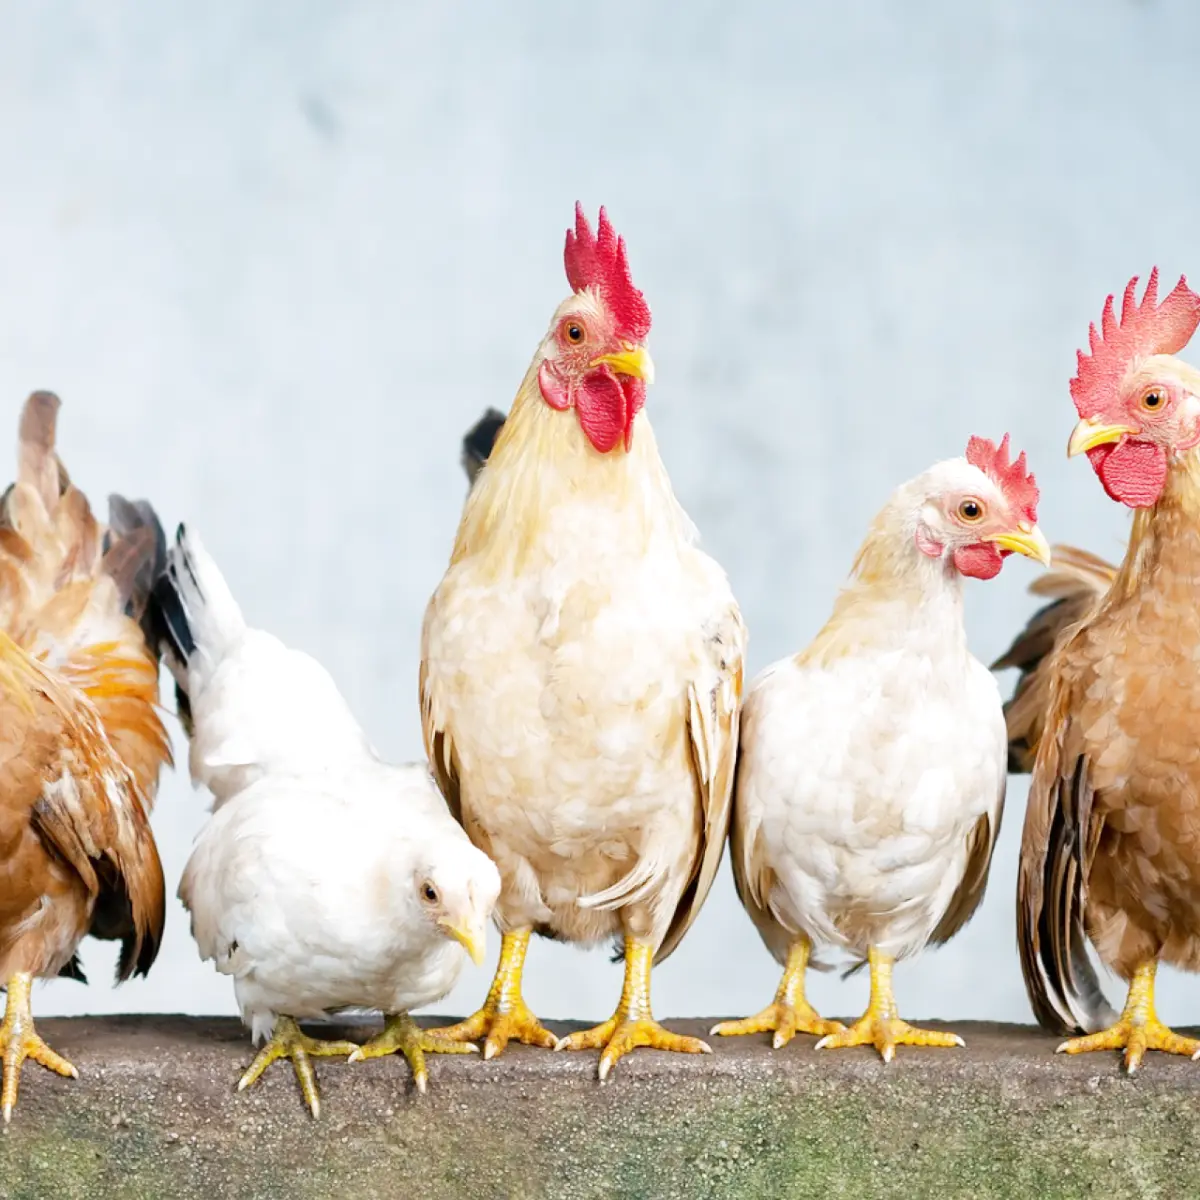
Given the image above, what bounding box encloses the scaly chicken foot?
[1,972,78,1122]
[237,1015,360,1119]
[814,947,964,1063]
[1057,960,1200,1073]
[556,936,711,1081]
[348,1012,477,1094]
[711,938,845,1048]
[427,927,557,1060]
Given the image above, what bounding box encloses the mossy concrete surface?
[0,1016,1198,1199]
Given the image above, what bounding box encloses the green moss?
[5,1040,1200,1199]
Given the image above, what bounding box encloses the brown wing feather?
[929,797,1004,947]
[993,545,1117,773]
[1016,638,1116,1035]
[0,636,164,981]
[656,613,745,965]
[419,657,463,828]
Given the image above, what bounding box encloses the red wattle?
[1087,440,1168,508]
[576,366,628,454]
[953,543,1003,579]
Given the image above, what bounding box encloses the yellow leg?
[426,928,557,1060]
[237,1015,360,1119]
[814,947,963,1063]
[710,938,845,1048]
[348,1012,478,1094]
[1057,960,1199,1073]
[0,972,78,1122]
[556,936,711,1081]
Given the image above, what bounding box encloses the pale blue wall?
[3,0,1198,1026]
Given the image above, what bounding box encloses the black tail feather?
[461,408,507,486]
[147,523,197,668]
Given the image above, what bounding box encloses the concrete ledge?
[2,1016,1199,1199]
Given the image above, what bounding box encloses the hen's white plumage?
[719,450,1047,1060]
[155,528,500,1046]
[734,459,1009,967]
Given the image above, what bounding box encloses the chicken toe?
[711,938,844,1048]
[1,973,78,1122]
[427,928,557,1060]
[236,1015,359,1118]
[1056,960,1199,1073]
[813,948,963,1063]
[349,1013,477,1094]
[556,936,710,1080]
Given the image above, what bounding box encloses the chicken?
[150,525,500,1115]
[421,204,745,1079]
[715,435,1049,1062]
[0,392,169,1119]
[1017,269,1200,1071]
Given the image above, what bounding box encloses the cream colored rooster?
[716,436,1049,1061]
[421,205,744,1079]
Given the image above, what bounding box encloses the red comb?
[966,434,1039,523]
[563,203,651,343]
[1070,269,1200,418]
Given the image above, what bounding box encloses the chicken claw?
[556,936,710,1080]
[813,947,963,1063]
[711,938,844,1048]
[427,928,557,1060]
[349,1013,478,1094]
[237,1015,359,1119]
[1057,960,1199,1073]
[1,973,78,1122]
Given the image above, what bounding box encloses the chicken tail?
[1019,756,1118,1035]
[149,523,247,725]
[991,545,1116,773]
[461,407,507,487]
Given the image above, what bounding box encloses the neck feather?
[450,362,689,578]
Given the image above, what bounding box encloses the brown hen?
[0,392,169,1118]
[1016,270,1200,1070]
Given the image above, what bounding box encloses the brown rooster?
[0,392,170,1118]
[1014,270,1200,1070]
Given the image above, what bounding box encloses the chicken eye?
[1141,389,1164,411]
[421,882,439,905]
[957,498,985,523]
[563,321,585,344]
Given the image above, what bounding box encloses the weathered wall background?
[0,0,1198,1030]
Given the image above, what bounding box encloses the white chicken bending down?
[421,204,746,1080]
[150,526,499,1115]
[715,436,1049,1062]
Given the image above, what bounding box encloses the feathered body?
[421,207,743,1075]
[0,392,168,986]
[426,387,742,955]
[718,439,1048,1061]
[153,528,499,1046]
[1016,270,1200,1068]
[0,391,168,1119]
[734,459,1020,967]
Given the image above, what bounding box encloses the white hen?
[716,437,1049,1062]
[152,526,500,1115]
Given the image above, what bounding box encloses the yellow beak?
[983,524,1052,566]
[590,343,655,385]
[439,916,487,967]
[1067,416,1137,458]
